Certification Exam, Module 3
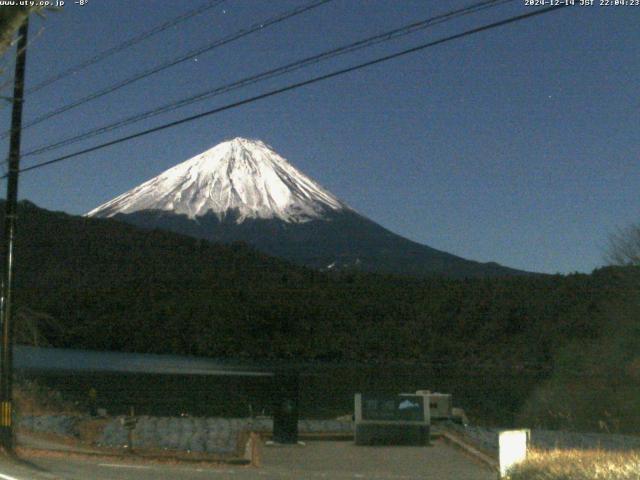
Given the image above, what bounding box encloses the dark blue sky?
[0,0,638,274]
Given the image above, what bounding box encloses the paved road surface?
[0,440,496,479]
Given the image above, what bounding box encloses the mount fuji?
[88,137,528,277]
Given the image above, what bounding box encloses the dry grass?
[508,448,640,480]
[14,379,82,416]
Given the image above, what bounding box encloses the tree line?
[3,201,640,431]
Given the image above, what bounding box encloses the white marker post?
[499,429,529,478]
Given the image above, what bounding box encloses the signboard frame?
[354,393,430,446]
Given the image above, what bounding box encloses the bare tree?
[14,307,62,347]
[0,7,31,59]
[606,224,640,266]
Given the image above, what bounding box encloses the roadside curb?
[16,445,251,467]
[17,428,255,466]
[441,430,499,472]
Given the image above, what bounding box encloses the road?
[0,440,496,480]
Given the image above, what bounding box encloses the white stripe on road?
[98,463,152,470]
[0,472,21,480]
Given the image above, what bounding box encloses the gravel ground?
[258,439,495,480]
[12,440,496,480]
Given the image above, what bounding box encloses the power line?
[23,0,515,159]
[25,0,226,95]
[0,0,333,140]
[5,4,570,179]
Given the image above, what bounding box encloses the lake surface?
[14,346,545,424]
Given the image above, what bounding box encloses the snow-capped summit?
[87,137,347,223]
[87,137,530,278]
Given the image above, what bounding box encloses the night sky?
[0,0,637,274]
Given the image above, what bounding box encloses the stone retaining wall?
[100,416,353,454]
[19,415,81,437]
[19,415,353,455]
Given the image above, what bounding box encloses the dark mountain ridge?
[87,137,532,278]
[115,208,530,278]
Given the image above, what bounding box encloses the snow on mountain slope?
[87,137,347,223]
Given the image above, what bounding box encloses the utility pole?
[0,18,29,452]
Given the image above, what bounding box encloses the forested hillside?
[4,200,636,367]
[4,201,640,429]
